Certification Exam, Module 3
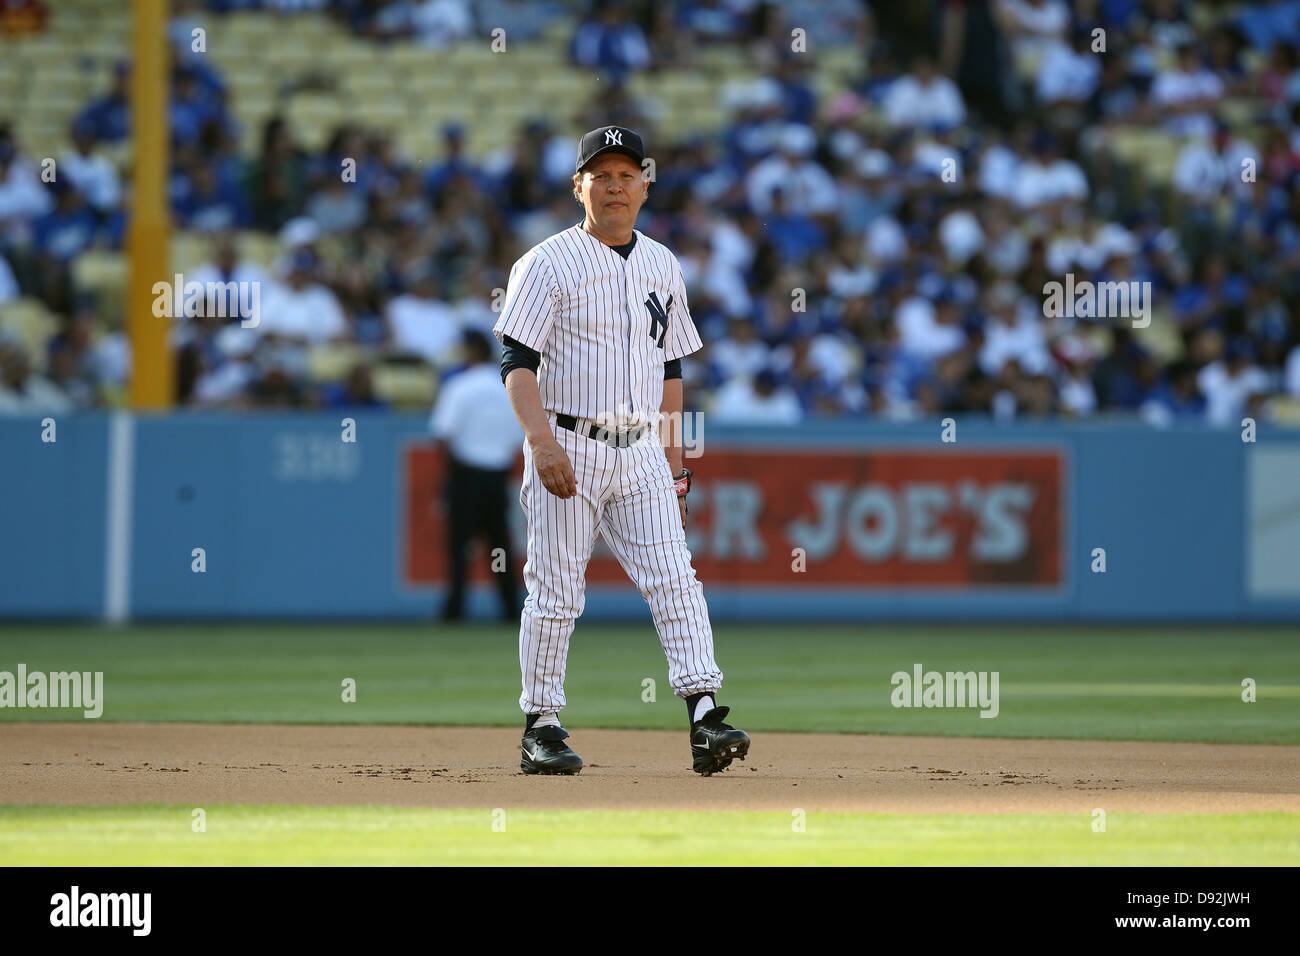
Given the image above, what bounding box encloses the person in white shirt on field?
[429,329,524,621]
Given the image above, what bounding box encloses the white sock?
[533,713,561,729]
[691,695,715,724]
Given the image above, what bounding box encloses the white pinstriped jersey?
[492,224,703,429]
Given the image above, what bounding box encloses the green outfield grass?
[0,624,1297,743]
[0,804,1295,866]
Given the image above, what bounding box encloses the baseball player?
[493,125,749,776]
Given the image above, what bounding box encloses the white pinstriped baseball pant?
[517,415,722,716]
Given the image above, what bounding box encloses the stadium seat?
[307,344,370,384]
[235,232,281,269]
[0,298,59,366]
[1272,398,1300,425]
[70,250,127,301]
[172,232,213,274]
[372,363,437,408]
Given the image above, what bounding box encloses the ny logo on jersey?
[605,129,623,146]
[645,290,673,348]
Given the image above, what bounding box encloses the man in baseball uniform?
[493,125,749,777]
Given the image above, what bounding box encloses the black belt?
[556,413,647,449]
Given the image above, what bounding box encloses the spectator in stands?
[257,248,348,356]
[32,181,95,315]
[0,338,70,415]
[1173,253,1249,333]
[0,129,53,245]
[1258,43,1300,108]
[1056,339,1099,416]
[978,282,1052,378]
[188,232,267,328]
[475,0,560,43]
[897,286,968,364]
[305,173,367,235]
[1013,133,1089,209]
[321,362,386,409]
[409,0,473,48]
[1234,0,1300,52]
[712,367,803,424]
[424,124,479,201]
[385,263,461,366]
[245,117,308,232]
[745,124,836,217]
[175,161,249,232]
[774,56,818,125]
[1198,336,1270,425]
[1140,358,1206,425]
[45,309,101,408]
[995,0,1071,76]
[710,315,772,385]
[1035,27,1103,109]
[675,0,743,47]
[571,0,651,83]
[882,54,966,129]
[58,119,122,218]
[0,249,17,302]
[764,187,828,263]
[1173,122,1258,204]
[1285,333,1300,397]
[1151,41,1225,138]
[74,62,131,144]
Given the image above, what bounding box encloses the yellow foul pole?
[127,0,172,408]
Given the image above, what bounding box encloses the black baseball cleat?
[521,725,583,775]
[690,706,750,776]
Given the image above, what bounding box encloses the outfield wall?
[2,412,1297,622]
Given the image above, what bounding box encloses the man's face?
[573,153,647,232]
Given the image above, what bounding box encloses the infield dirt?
[3,723,1298,813]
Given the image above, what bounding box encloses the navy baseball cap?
[575,125,645,172]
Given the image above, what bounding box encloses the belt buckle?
[615,424,646,448]
[592,418,645,448]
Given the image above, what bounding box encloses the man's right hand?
[531,437,578,499]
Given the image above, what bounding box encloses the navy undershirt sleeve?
[500,335,541,384]
[664,358,682,380]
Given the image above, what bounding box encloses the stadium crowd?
[2,0,1300,426]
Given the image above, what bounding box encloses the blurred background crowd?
[2,0,1300,426]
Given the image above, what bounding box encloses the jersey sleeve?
[492,248,561,353]
[664,259,704,361]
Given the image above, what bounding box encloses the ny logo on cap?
[605,129,623,146]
